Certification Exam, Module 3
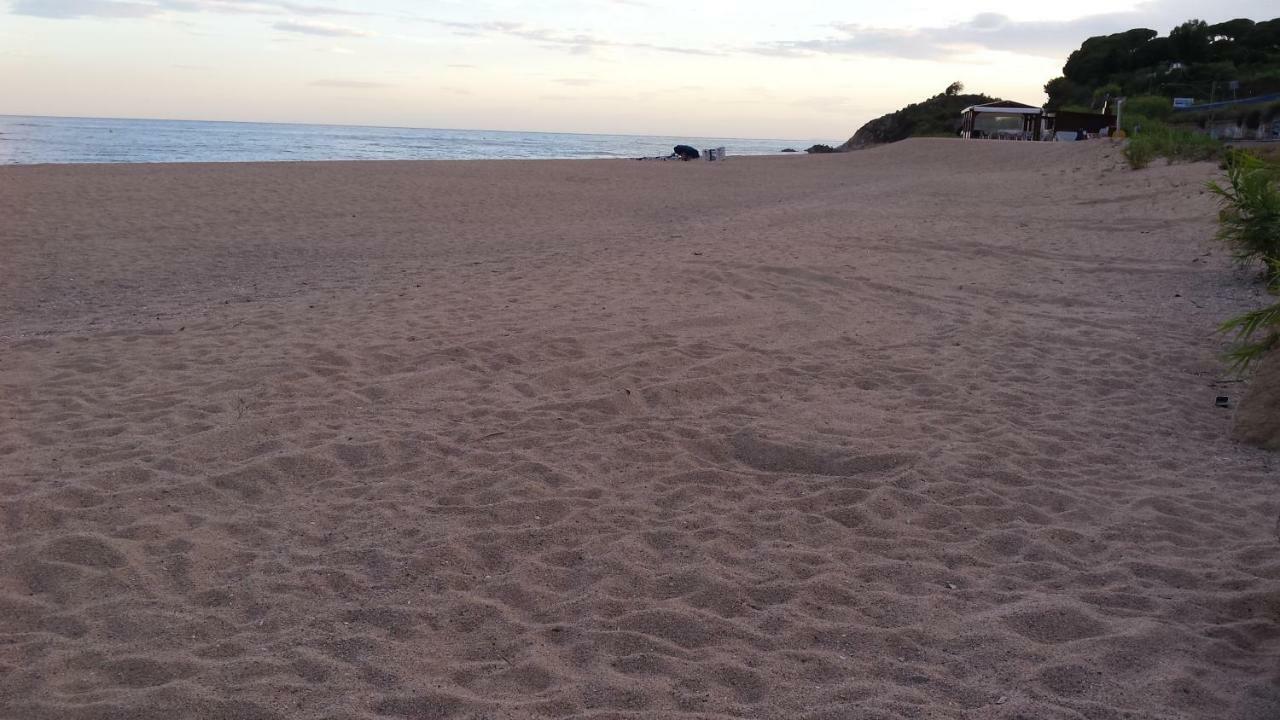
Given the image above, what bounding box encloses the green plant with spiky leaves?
[1220,258,1280,372]
[1208,150,1280,276]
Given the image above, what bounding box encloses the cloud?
[554,77,597,86]
[11,0,158,18]
[311,78,392,88]
[10,0,367,19]
[273,19,371,37]
[791,95,862,114]
[749,16,1097,61]
[430,18,721,57]
[273,1,365,15]
[749,2,1280,62]
[18,0,1271,69]
[756,25,949,61]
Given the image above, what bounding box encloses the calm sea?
[0,115,814,165]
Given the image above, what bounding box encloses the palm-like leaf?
[1220,256,1280,373]
[1209,151,1280,277]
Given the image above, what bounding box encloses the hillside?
[836,83,997,150]
[1045,18,1280,111]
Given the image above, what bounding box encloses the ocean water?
[0,115,813,165]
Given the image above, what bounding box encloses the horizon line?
[0,113,825,144]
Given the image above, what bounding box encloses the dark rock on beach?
[673,145,700,160]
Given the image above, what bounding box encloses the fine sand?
[1,139,1278,719]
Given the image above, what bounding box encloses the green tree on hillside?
[1169,19,1210,63]
[1044,17,1280,109]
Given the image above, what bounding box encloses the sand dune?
[1,139,1278,719]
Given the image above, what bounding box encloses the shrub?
[1207,150,1280,273]
[1122,116,1221,169]
[1125,136,1158,169]
[1124,95,1174,121]
[1221,259,1280,371]
[1216,154,1280,373]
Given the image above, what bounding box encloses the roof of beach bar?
[960,100,1043,115]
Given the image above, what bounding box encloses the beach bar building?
[1043,110,1116,139]
[960,101,1044,140]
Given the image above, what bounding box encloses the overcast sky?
[0,0,1274,139]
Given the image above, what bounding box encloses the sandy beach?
[1,139,1277,719]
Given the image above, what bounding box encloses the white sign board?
[1173,97,1195,108]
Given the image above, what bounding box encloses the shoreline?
[0,112,813,144]
[0,154,793,169]
[0,150,822,169]
[0,115,820,166]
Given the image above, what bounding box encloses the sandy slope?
[1,139,1277,720]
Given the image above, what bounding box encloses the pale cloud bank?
[10,0,367,18]
[750,1,1278,61]
[428,18,720,57]
[310,78,391,88]
[273,19,370,37]
[15,0,1275,63]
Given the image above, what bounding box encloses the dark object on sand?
[781,148,798,153]
[673,145,700,160]
[1216,396,1230,408]
[805,144,836,154]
